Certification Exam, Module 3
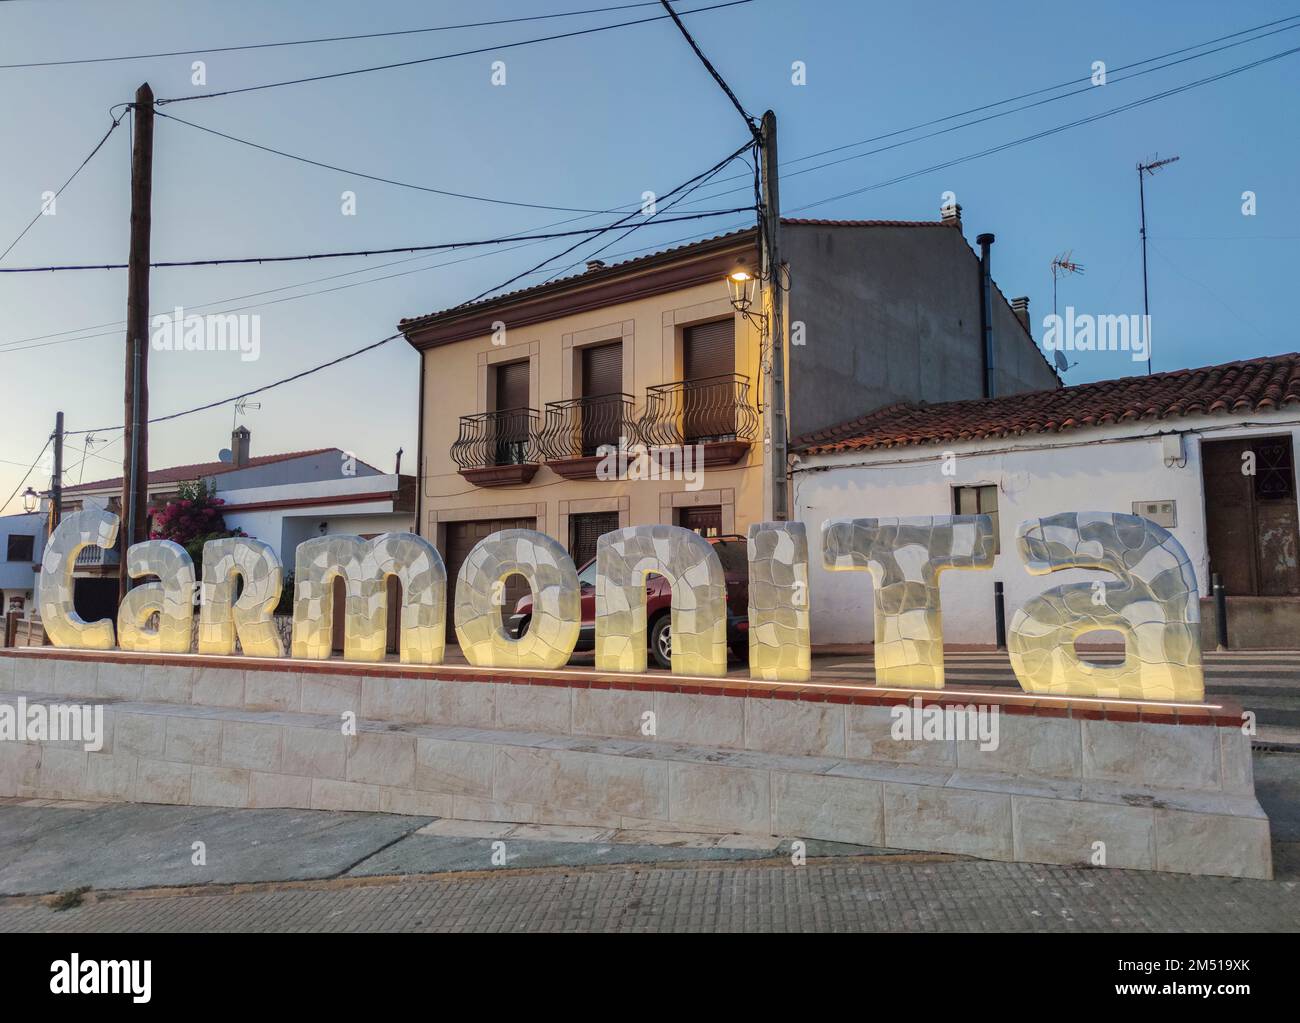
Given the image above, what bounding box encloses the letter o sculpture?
[454,529,580,670]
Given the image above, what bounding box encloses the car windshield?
[711,539,748,574]
[577,560,598,587]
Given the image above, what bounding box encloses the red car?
[508,535,750,669]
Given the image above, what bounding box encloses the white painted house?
[216,472,416,568]
[792,354,1300,650]
[0,512,44,615]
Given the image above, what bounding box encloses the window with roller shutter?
[569,511,620,569]
[682,319,736,442]
[580,342,623,454]
[493,361,531,465]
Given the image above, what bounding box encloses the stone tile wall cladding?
[0,650,1271,880]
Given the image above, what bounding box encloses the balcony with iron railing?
[74,543,121,569]
[451,407,542,486]
[537,393,640,480]
[637,373,759,466]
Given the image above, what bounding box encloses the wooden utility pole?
[50,410,63,534]
[759,110,788,521]
[120,83,154,595]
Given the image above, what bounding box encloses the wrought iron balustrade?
[538,393,640,461]
[638,373,759,448]
[451,408,540,472]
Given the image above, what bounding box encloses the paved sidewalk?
[2,858,1297,932]
[2,748,1295,932]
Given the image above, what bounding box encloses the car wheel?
[650,615,673,670]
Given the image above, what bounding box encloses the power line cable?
[154,0,754,105]
[0,438,52,515]
[0,2,667,69]
[64,144,754,434]
[154,110,609,213]
[667,12,1300,201]
[787,42,1300,213]
[665,16,1300,211]
[0,154,745,351]
[66,335,405,437]
[657,0,757,133]
[0,112,125,262]
[0,215,755,356]
[457,139,753,307]
[781,12,1300,172]
[0,208,753,274]
[776,18,1300,186]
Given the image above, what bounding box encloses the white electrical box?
[1133,500,1177,528]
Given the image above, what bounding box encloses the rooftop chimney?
[940,202,962,227]
[977,233,996,399]
[232,426,251,468]
[1010,296,1031,335]
[585,259,607,273]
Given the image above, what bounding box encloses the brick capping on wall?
[0,649,1242,728]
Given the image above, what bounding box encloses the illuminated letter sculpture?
[292,533,446,664]
[39,506,119,650]
[823,516,994,688]
[596,524,727,676]
[1008,511,1203,702]
[198,537,285,658]
[117,540,196,653]
[454,529,578,669]
[747,521,811,681]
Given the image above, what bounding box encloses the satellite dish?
[218,448,234,464]
[1052,349,1076,373]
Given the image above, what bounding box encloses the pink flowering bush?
[149,480,245,570]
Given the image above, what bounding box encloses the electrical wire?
[0,112,125,262]
[455,139,754,308]
[0,216,755,356]
[657,0,758,133]
[666,13,1300,201]
[154,0,754,105]
[154,110,609,213]
[66,335,405,437]
[0,208,754,274]
[0,438,52,515]
[0,3,667,69]
[787,43,1300,213]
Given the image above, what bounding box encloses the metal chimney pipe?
[977,232,996,398]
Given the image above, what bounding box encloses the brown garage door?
[443,517,536,644]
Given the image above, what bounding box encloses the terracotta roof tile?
[64,448,338,495]
[793,353,1300,455]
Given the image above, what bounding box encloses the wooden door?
[442,517,536,644]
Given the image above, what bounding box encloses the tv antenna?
[1138,154,1180,376]
[232,396,261,431]
[1050,251,1086,319]
[1049,252,1085,374]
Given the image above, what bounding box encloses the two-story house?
[401,209,1058,643]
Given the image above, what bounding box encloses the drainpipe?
[977,232,996,399]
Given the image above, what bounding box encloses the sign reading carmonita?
[37,508,1204,701]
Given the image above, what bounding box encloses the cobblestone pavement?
[2,857,1297,932]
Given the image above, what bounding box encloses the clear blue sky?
[1,0,1296,511]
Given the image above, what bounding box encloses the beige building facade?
[404,231,770,591]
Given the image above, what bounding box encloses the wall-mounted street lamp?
[726,268,758,315]
[22,487,39,514]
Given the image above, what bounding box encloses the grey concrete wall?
[784,223,1059,438]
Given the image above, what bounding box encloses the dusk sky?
[1,0,1296,511]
